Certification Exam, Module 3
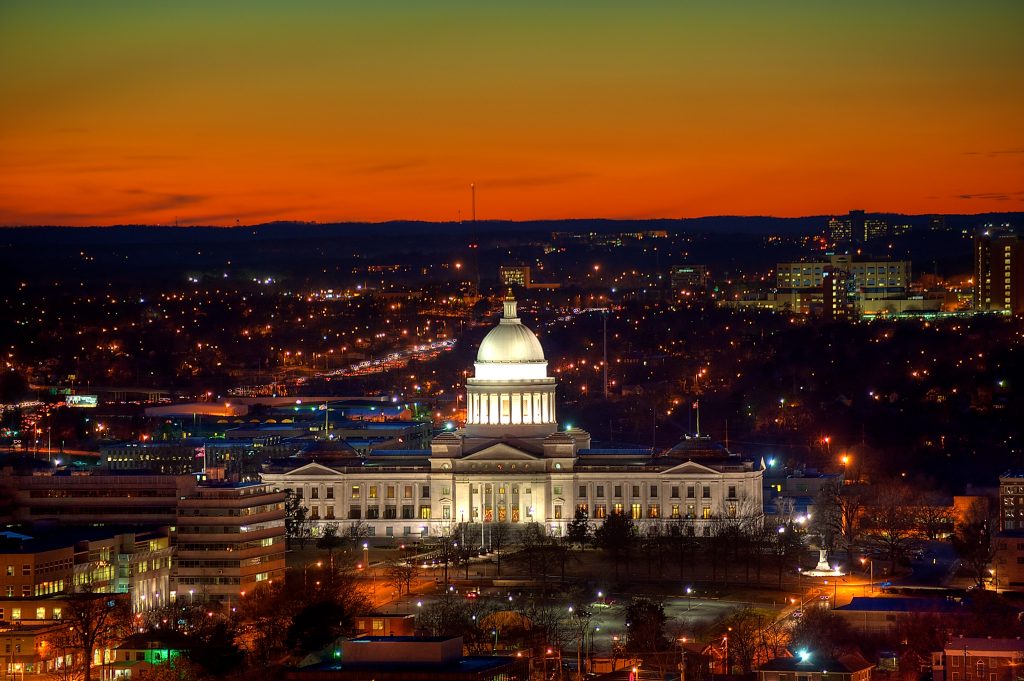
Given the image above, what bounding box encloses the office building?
[974,230,1024,314]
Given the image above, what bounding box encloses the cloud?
[962,148,1024,157]
[957,190,1024,201]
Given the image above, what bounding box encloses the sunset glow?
[1,1,1022,226]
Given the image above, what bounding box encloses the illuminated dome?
[464,291,557,438]
[476,295,546,364]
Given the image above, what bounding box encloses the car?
[466,591,479,599]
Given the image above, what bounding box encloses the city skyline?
[2,1,1023,226]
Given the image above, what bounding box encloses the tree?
[719,606,778,673]
[489,522,512,576]
[863,481,922,573]
[622,597,670,675]
[48,591,132,681]
[566,510,592,549]
[385,559,417,598]
[316,522,346,569]
[594,511,636,579]
[284,489,311,550]
[951,499,995,589]
[790,604,854,658]
[815,482,866,564]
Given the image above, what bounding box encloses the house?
[931,637,1024,681]
[757,653,874,681]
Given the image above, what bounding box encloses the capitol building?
[261,292,764,541]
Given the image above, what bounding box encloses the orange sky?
[1,1,1022,226]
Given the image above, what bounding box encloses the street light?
[685,586,693,611]
[860,557,874,595]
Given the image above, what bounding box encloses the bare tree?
[47,590,132,681]
[862,481,922,574]
[385,560,417,598]
[951,498,995,589]
[489,522,512,576]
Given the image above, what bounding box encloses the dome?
[476,293,545,363]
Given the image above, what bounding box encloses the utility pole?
[602,311,609,399]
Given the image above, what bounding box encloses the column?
[542,393,549,423]
[511,392,521,425]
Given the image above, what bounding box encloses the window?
[631,503,642,520]
[687,486,695,498]
[419,506,431,519]
[702,486,711,499]
[4,587,11,598]
[53,607,62,619]
[372,619,385,631]
[22,586,30,597]
[442,486,451,496]
[727,486,736,499]
[421,485,430,498]
[595,505,607,519]
[554,505,562,520]
[702,507,711,519]
[404,486,413,499]
[596,485,605,497]
[326,487,334,500]
[577,503,589,516]
[648,505,659,518]
[384,505,397,519]
[554,486,563,496]
[310,507,320,519]
[671,486,679,498]
[22,565,30,576]
[402,505,414,519]
[351,486,360,499]
[36,607,45,620]
[613,503,624,515]
[11,608,20,620]
[632,485,640,497]
[325,505,335,520]
[349,506,361,520]
[386,486,396,499]
[727,503,737,518]
[4,566,11,576]
[369,485,378,499]
[650,485,658,498]
[367,507,379,519]
[296,488,304,500]
[579,485,587,498]
[614,485,622,497]
[671,504,680,519]
[443,506,451,520]
[686,504,695,518]
[311,487,319,500]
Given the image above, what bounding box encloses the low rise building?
[757,653,874,681]
[171,482,286,604]
[931,637,1024,681]
[284,636,530,681]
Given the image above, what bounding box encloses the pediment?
[461,443,541,461]
[282,462,342,477]
[660,460,722,476]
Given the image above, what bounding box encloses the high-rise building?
[669,264,708,295]
[863,218,889,241]
[498,266,530,287]
[974,230,1024,314]
[828,217,852,243]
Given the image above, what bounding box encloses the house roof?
[944,638,1024,654]
[758,654,874,674]
[833,596,962,614]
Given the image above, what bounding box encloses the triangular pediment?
[660,460,722,476]
[461,443,541,461]
[282,462,342,477]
